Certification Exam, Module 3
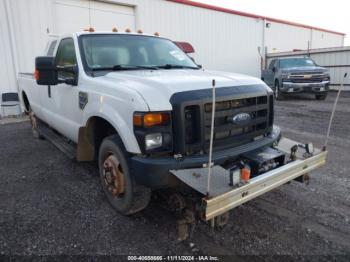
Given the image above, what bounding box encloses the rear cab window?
[47,40,58,56]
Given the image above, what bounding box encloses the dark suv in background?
[262,57,330,100]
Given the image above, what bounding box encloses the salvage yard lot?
[1,92,350,258]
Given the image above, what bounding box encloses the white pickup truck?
[18,31,327,232]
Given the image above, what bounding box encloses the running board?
[37,120,76,160]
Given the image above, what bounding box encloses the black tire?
[315,92,328,100]
[274,80,284,100]
[22,92,31,114]
[98,135,151,215]
[24,96,42,139]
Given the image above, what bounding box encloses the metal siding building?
[0,0,345,97]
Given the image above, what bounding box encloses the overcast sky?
[194,0,349,45]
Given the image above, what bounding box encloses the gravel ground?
[0,92,350,260]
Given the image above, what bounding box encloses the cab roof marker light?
[154,32,160,36]
[137,29,143,34]
[125,28,131,33]
[84,27,95,32]
[112,27,118,32]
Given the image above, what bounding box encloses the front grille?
[290,71,324,75]
[183,95,273,154]
[290,78,323,83]
[289,73,325,83]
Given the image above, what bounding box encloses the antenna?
[87,0,94,76]
[323,72,348,150]
[206,79,216,197]
[88,0,92,29]
[258,46,264,70]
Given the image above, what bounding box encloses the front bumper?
[281,81,330,93]
[130,126,281,188]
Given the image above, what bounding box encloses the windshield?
[79,34,198,71]
[279,58,316,69]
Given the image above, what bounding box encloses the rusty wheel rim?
[103,154,125,198]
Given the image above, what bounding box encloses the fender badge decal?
[79,92,88,110]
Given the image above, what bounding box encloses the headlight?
[323,74,330,81]
[145,133,163,150]
[133,111,173,154]
[281,73,290,79]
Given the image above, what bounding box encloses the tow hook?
[294,174,310,185]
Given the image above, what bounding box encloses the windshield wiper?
[157,64,199,70]
[91,65,158,71]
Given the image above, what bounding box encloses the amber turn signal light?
[34,70,40,81]
[133,114,143,127]
[134,113,170,127]
[240,168,251,182]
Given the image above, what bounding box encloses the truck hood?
[100,69,269,111]
[281,66,328,74]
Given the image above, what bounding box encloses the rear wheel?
[315,92,328,100]
[22,92,31,114]
[98,135,151,215]
[23,94,42,139]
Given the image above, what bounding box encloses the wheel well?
[77,116,118,161]
[22,91,30,112]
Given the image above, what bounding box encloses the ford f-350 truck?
[262,57,330,100]
[18,31,327,233]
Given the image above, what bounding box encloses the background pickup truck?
[18,31,326,235]
[262,57,330,100]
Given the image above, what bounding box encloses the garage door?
[53,0,135,34]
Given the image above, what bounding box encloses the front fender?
[82,97,145,154]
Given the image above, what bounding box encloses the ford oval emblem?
[230,113,251,125]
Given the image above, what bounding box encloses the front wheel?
[315,92,328,100]
[274,80,284,100]
[98,135,151,215]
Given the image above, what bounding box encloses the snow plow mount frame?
[203,150,327,220]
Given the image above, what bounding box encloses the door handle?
[48,85,51,98]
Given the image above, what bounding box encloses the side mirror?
[57,65,78,86]
[189,57,202,69]
[35,57,58,86]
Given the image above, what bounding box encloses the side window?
[55,38,77,79]
[47,40,57,56]
[269,60,276,70]
[275,59,280,69]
